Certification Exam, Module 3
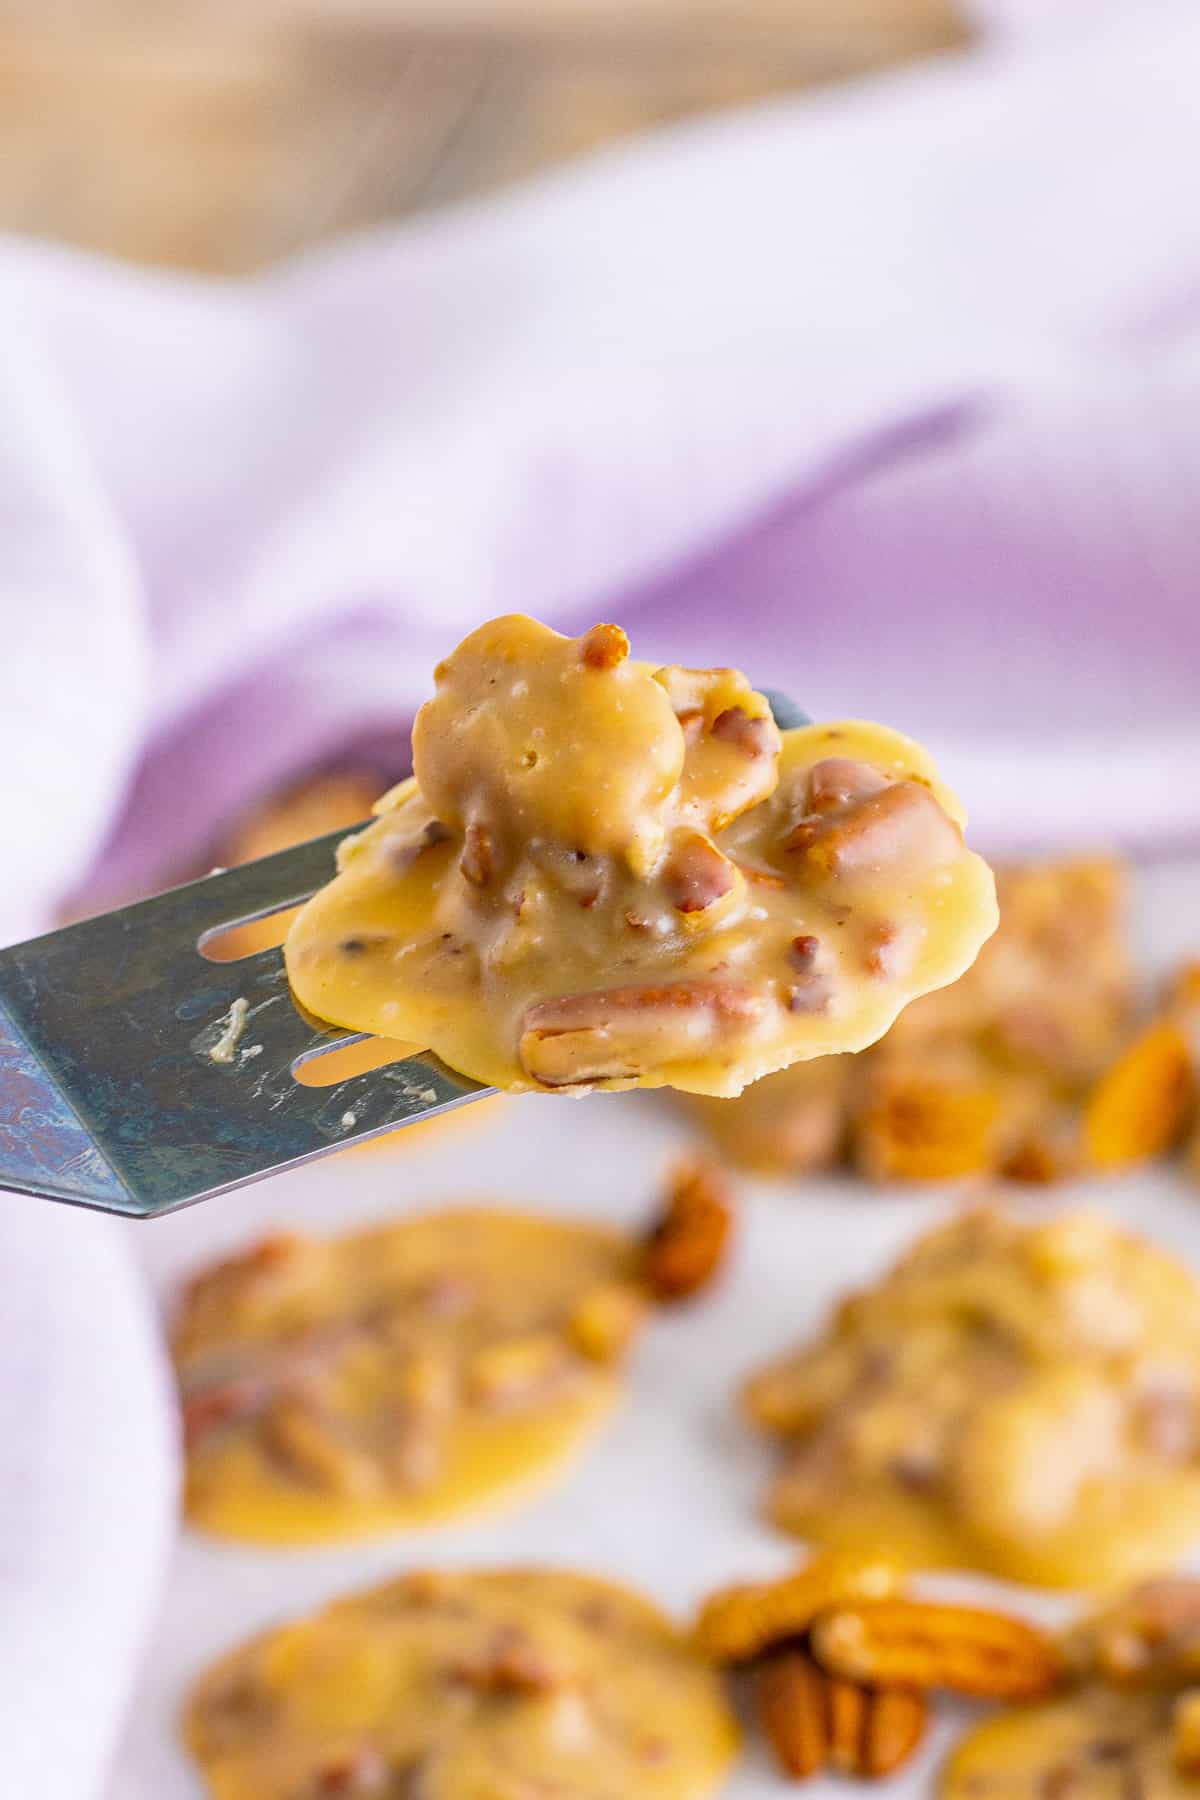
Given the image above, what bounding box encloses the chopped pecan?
[311,1746,392,1794]
[695,1552,901,1665]
[807,758,890,813]
[579,622,629,670]
[711,706,775,758]
[1083,1021,1195,1170]
[519,981,765,1088]
[854,1066,1002,1181]
[459,822,495,887]
[451,1626,564,1695]
[862,919,916,980]
[810,1598,1062,1702]
[181,1374,275,1449]
[262,1399,381,1498]
[662,831,738,915]
[642,1159,733,1302]
[786,780,961,881]
[178,1232,309,1325]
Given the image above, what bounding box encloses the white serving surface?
[111,857,1200,1797]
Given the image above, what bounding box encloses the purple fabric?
[6,12,1200,945]
[3,8,1200,947]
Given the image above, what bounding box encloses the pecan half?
[757,1649,926,1782]
[519,981,765,1087]
[695,1552,901,1665]
[643,1159,733,1302]
[757,1649,828,1779]
[786,780,961,881]
[811,1599,1062,1702]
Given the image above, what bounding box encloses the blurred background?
[0,0,964,271]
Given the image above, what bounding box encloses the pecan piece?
[311,1746,392,1794]
[811,1598,1061,1701]
[459,821,495,887]
[786,780,961,880]
[579,622,629,670]
[711,705,776,758]
[181,1374,275,1449]
[519,981,765,1087]
[807,757,889,813]
[643,1159,733,1302]
[262,1399,381,1498]
[662,831,738,916]
[451,1626,564,1695]
[1083,1021,1195,1170]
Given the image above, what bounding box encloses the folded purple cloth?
[6,8,1200,948]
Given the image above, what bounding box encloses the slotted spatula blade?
[0,692,807,1218]
[0,830,487,1217]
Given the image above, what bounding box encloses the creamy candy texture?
[285,615,997,1096]
[175,1210,644,1544]
[943,1688,1196,1799]
[185,1567,739,1800]
[745,1209,1200,1589]
[943,1578,1200,1795]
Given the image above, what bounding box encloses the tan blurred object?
[683,1056,852,1176]
[857,857,1134,1182]
[0,0,967,272]
[684,856,1135,1183]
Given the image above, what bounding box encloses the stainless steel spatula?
[0,692,806,1217]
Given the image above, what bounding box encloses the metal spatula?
[0,692,806,1218]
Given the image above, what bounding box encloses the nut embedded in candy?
[285,614,997,1095]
